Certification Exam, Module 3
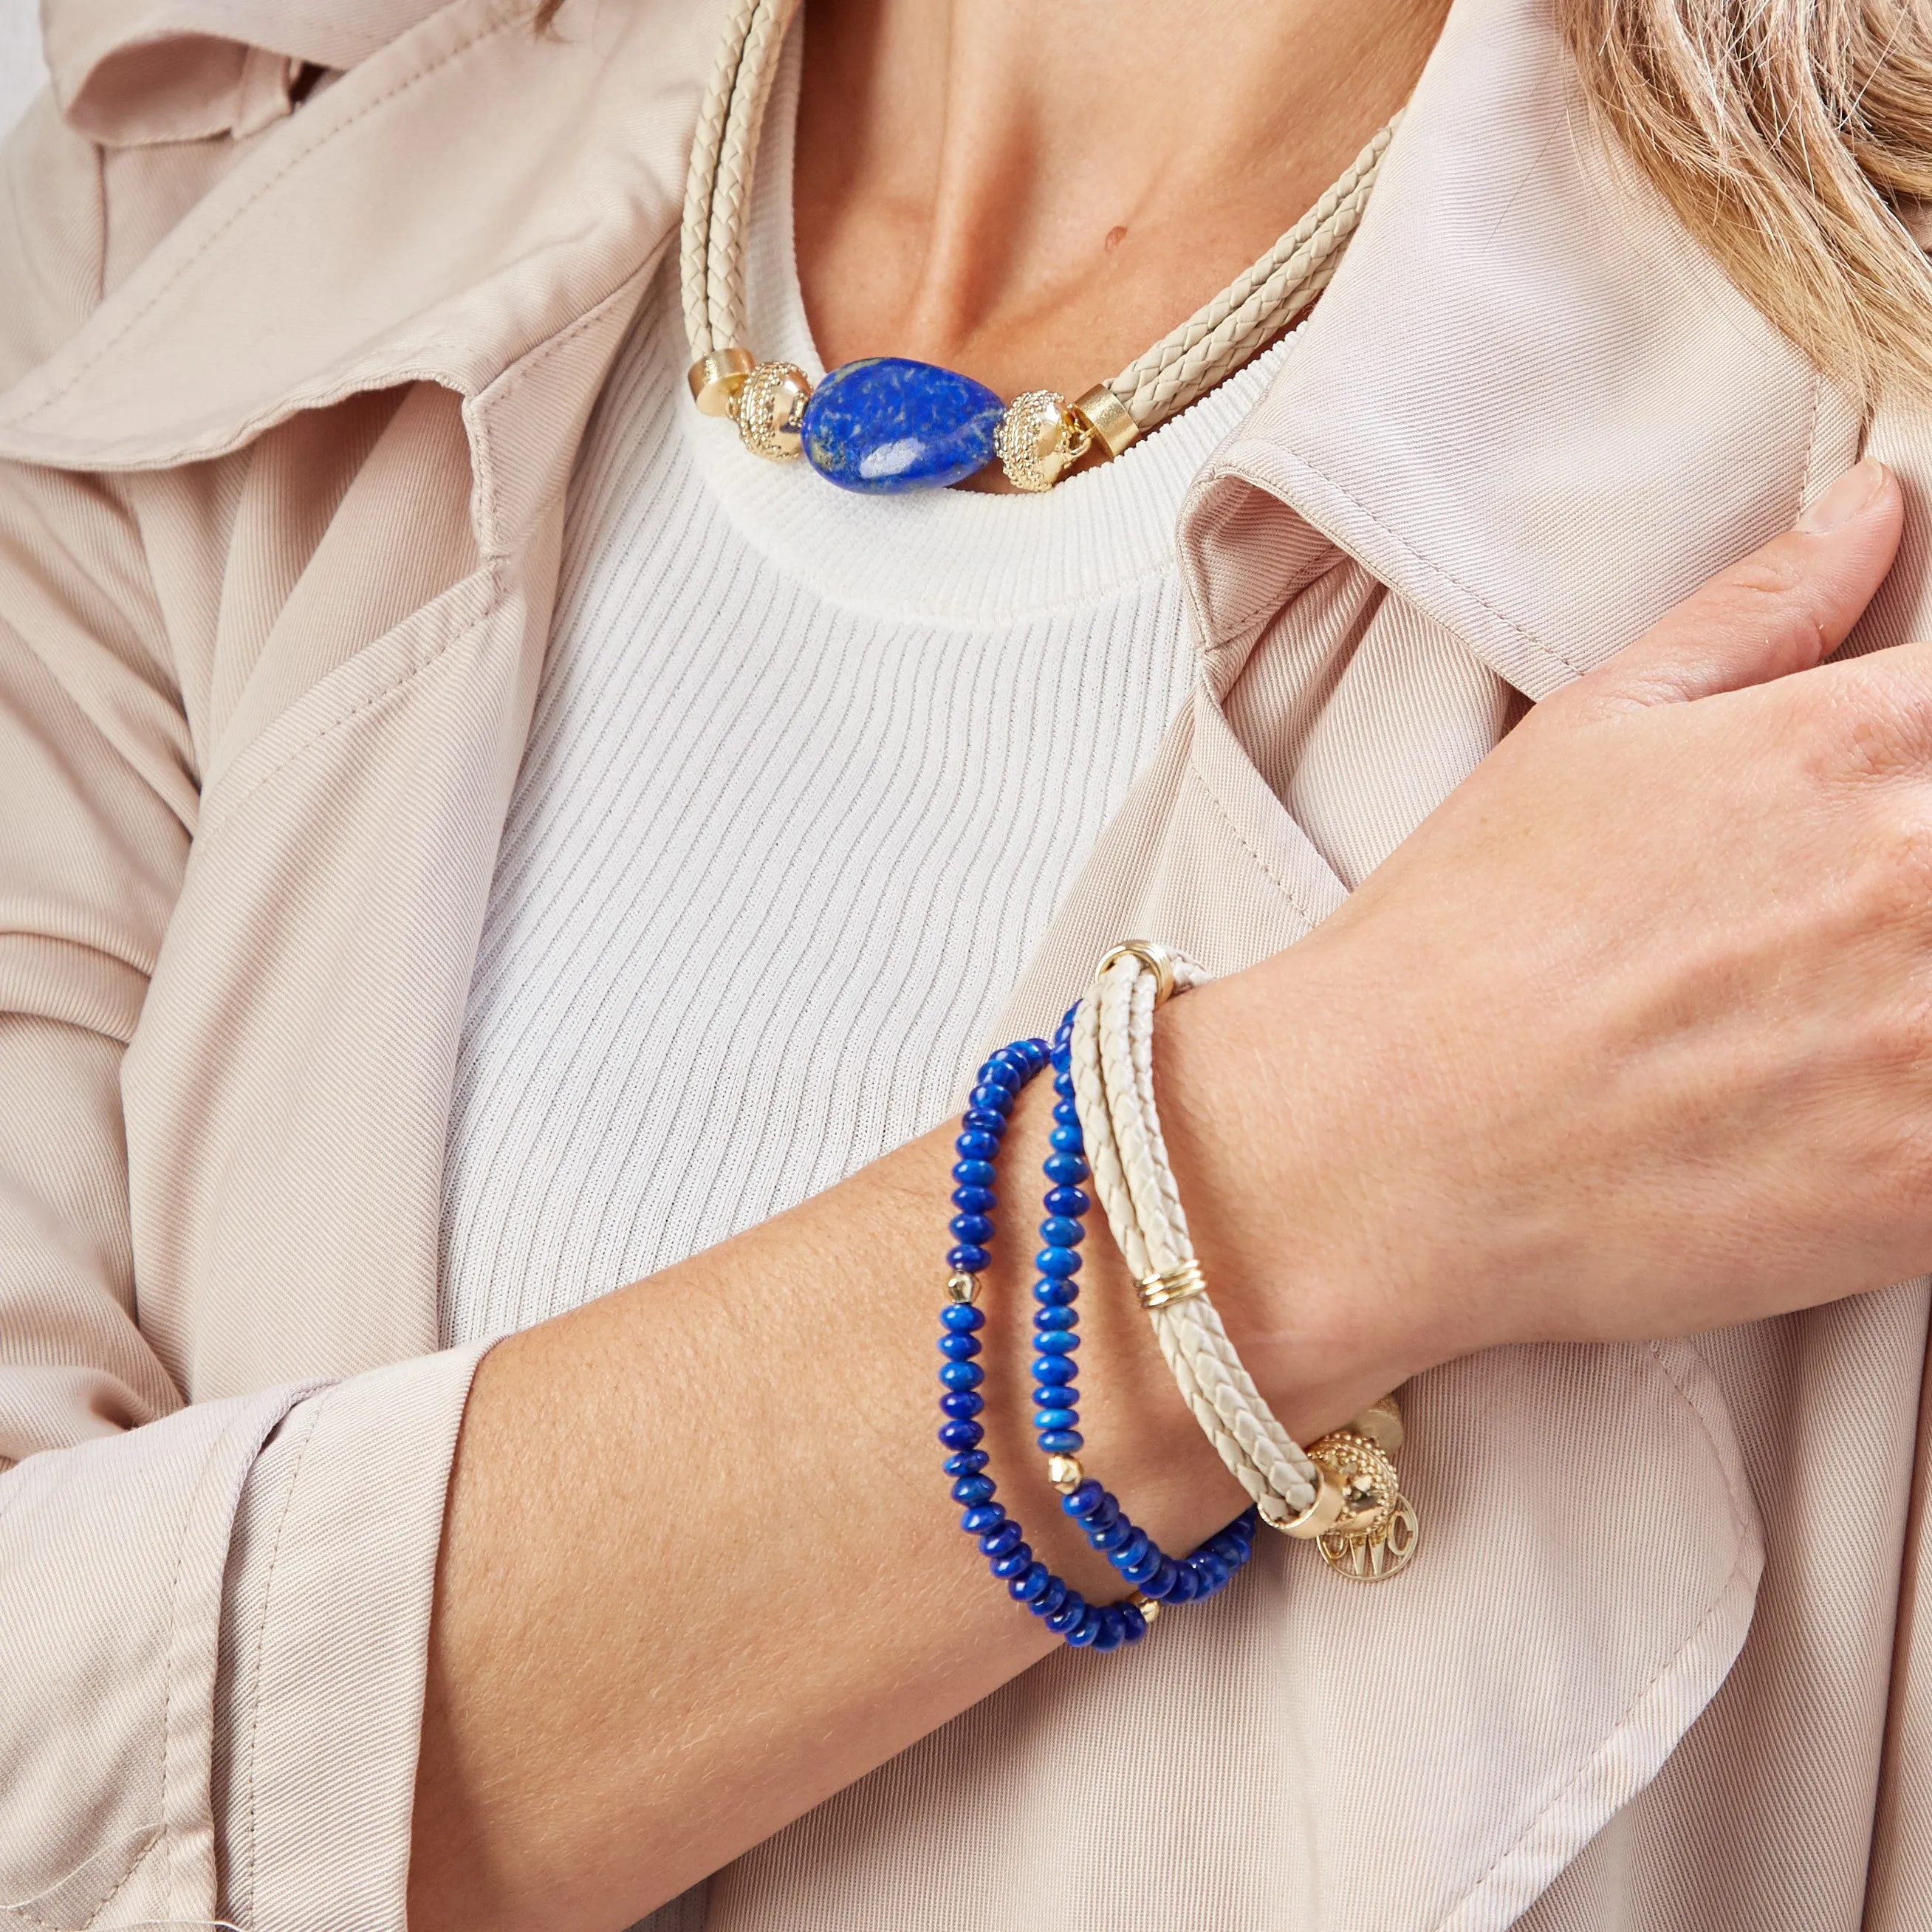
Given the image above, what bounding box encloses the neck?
[793,0,1450,405]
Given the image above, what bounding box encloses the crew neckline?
[677,22,1300,628]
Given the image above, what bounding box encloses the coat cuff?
[217,1341,490,1931]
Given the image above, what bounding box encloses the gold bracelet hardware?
[1264,1470,1347,1540]
[1070,384,1140,459]
[1318,1495,1420,1580]
[1308,1430,1399,1534]
[945,1270,981,1305]
[1128,1589,1162,1626]
[1348,1391,1405,1453]
[1307,1426,1419,1582]
[1095,937,1177,1005]
[1045,1453,1085,1494]
[688,346,757,416]
[1137,1258,1207,1312]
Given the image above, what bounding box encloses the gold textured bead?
[994,390,1093,491]
[945,1270,981,1304]
[1046,1453,1085,1494]
[733,360,812,459]
[1069,383,1140,459]
[688,346,756,417]
[1306,1428,1400,1539]
[1128,1590,1161,1626]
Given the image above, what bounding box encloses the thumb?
[1558,457,1904,722]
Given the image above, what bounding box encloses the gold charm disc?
[1318,1494,1420,1582]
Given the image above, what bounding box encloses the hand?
[1162,456,1932,1418]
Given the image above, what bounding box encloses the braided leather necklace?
[683,0,1398,493]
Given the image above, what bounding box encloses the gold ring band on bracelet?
[1137,1258,1207,1310]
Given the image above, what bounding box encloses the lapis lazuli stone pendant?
[800,357,1005,493]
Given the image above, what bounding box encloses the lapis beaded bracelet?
[939,1034,1259,1651]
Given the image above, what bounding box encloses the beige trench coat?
[5,0,1932,1925]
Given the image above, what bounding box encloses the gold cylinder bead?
[733,360,812,460]
[1265,1470,1347,1540]
[995,390,1092,492]
[688,346,756,417]
[1070,383,1140,459]
[1349,1392,1405,1454]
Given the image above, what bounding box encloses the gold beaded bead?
[1306,1428,1401,1539]
[733,360,812,460]
[994,390,1092,491]
[1046,1453,1085,1494]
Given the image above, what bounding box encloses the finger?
[1558,457,1903,721]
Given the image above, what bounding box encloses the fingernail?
[1798,457,1887,533]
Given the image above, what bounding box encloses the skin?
[406,1,1930,1925]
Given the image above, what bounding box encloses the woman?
[5,0,1932,1924]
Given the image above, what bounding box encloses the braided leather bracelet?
[1069,941,1419,1581]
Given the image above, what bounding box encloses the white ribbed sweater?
[439,37,1295,1341]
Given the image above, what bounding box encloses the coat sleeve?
[0,95,487,1932]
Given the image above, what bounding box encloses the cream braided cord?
[1103,117,1399,429]
[679,0,759,356]
[1069,951,1324,1528]
[680,0,1400,446]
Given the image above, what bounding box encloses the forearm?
[405,984,1386,1932]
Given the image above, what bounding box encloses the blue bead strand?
[938,1029,1257,1650]
[1028,1001,1259,1606]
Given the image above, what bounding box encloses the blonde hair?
[1561,0,1932,399]
[545,0,1932,398]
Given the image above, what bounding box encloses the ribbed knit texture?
[439,32,1293,1342]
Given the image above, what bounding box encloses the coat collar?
[0,0,719,552]
[43,0,451,145]
[1180,0,1860,699]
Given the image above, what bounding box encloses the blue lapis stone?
[801,357,1004,493]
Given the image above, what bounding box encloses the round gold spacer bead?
[945,1270,981,1304]
[688,346,757,417]
[1128,1590,1161,1626]
[994,390,1093,491]
[1046,1453,1085,1494]
[733,360,813,460]
[1069,383,1140,459]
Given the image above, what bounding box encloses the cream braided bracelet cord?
[1070,943,1420,1581]
[682,0,1400,488]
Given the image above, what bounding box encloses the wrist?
[1143,950,1470,1439]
